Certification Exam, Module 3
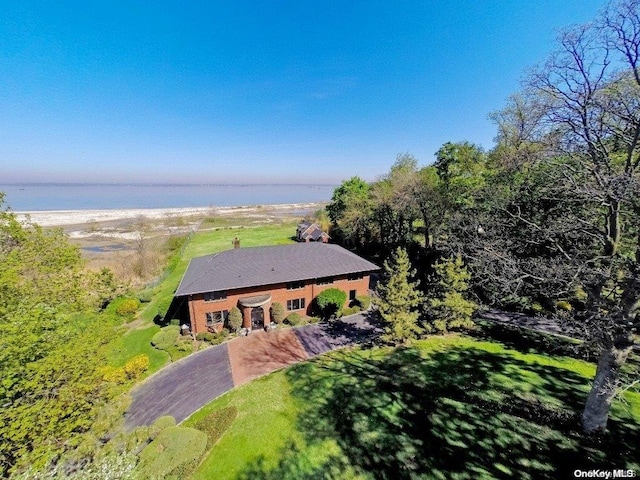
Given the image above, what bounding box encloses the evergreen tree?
[270,302,286,325]
[375,247,424,344]
[227,307,243,332]
[426,255,476,332]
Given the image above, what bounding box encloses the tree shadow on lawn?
[470,320,599,361]
[238,345,640,479]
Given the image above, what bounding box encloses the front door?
[251,307,264,330]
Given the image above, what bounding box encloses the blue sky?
[1,1,606,184]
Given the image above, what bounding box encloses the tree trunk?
[581,335,634,434]
[604,200,621,256]
[422,211,432,249]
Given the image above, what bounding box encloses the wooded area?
[325,0,640,435]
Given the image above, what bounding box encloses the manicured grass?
[107,325,169,373]
[187,335,640,479]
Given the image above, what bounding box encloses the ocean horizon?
[0,183,336,211]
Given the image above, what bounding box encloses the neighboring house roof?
[175,243,378,297]
[297,222,329,241]
[297,222,312,234]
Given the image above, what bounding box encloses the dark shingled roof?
[175,243,379,297]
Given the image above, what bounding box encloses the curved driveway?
[125,314,379,430]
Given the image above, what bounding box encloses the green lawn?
[183,335,640,480]
[110,221,298,373]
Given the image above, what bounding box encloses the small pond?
[81,244,129,253]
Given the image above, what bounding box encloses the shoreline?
[14,202,325,227]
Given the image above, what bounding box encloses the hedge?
[192,406,238,450]
[138,426,207,479]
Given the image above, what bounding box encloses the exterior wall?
[186,274,371,334]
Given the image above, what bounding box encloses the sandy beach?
[15,202,324,227]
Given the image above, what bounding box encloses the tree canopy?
[325,0,640,435]
[0,195,123,476]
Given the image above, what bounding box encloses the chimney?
[233,237,240,249]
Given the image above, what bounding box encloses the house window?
[347,273,364,281]
[316,277,334,285]
[349,290,357,301]
[286,281,305,290]
[287,298,306,311]
[206,310,228,326]
[204,291,227,302]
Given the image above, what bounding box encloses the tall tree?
[527,0,640,434]
[375,247,424,344]
[326,176,374,248]
[459,0,640,434]
[371,154,421,250]
[434,141,488,209]
[413,165,443,250]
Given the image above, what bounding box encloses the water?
[0,183,336,211]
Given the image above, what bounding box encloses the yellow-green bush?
[556,300,573,311]
[99,365,127,384]
[115,297,141,317]
[124,354,150,379]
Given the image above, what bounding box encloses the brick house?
[174,243,378,334]
[296,222,330,243]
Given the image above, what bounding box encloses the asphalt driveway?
[124,313,380,430]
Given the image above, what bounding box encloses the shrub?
[99,366,126,384]
[138,426,207,479]
[228,307,243,332]
[196,332,215,342]
[270,302,286,324]
[176,341,193,353]
[114,298,141,317]
[284,312,304,326]
[137,289,153,303]
[149,416,176,441]
[151,325,180,351]
[341,306,358,317]
[123,354,150,379]
[349,303,363,312]
[315,288,347,319]
[210,330,229,345]
[356,295,372,310]
[530,302,544,314]
[556,300,573,311]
